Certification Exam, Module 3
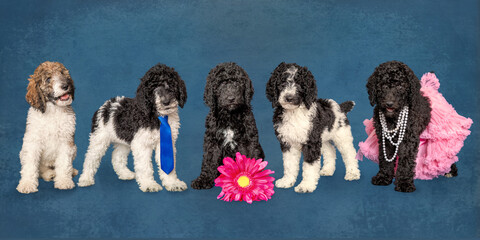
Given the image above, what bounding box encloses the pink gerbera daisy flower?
[215,152,275,204]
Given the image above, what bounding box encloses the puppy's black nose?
[227,95,236,103]
[285,95,294,103]
[386,101,394,108]
[162,98,172,106]
[61,84,69,91]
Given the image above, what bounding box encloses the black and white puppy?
[78,63,188,192]
[191,62,265,189]
[266,62,360,193]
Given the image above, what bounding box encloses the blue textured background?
[0,0,478,239]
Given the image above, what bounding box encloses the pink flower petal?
[235,153,245,171]
[234,193,242,201]
[253,169,275,178]
[223,157,240,173]
[244,193,253,204]
[257,161,268,171]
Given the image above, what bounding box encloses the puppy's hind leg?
[78,129,111,187]
[445,163,458,178]
[39,162,55,182]
[112,144,135,180]
[320,141,336,176]
[333,126,360,181]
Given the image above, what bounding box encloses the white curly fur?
[17,102,77,194]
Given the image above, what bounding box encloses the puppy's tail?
[340,101,355,114]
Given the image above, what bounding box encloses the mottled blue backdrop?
[0,0,478,239]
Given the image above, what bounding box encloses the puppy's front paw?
[191,177,214,190]
[118,170,135,180]
[77,175,95,187]
[55,178,75,190]
[345,168,361,181]
[139,181,162,192]
[164,179,188,192]
[40,169,56,182]
[17,180,38,194]
[319,166,335,176]
[294,181,317,193]
[275,177,296,188]
[394,181,416,193]
[371,173,393,186]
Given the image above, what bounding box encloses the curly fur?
[266,62,360,193]
[367,60,431,192]
[78,63,188,192]
[17,61,77,194]
[191,62,265,189]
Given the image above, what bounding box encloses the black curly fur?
[191,62,265,189]
[91,63,187,143]
[367,61,431,193]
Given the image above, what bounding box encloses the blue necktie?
[158,116,174,174]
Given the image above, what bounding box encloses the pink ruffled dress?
[356,72,473,180]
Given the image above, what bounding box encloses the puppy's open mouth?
[386,107,395,113]
[224,104,241,109]
[58,93,71,101]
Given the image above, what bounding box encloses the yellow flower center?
[237,175,250,188]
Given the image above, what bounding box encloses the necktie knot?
[159,115,169,125]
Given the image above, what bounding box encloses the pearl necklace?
[379,106,409,162]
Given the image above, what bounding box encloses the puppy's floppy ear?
[266,62,286,107]
[61,65,75,101]
[242,69,254,105]
[176,75,187,108]
[366,68,378,106]
[298,66,317,109]
[26,74,46,113]
[136,75,155,116]
[204,66,218,108]
[403,63,422,105]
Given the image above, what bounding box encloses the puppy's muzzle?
[284,94,301,105]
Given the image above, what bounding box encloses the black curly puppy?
[78,63,188,192]
[366,61,431,193]
[191,62,265,189]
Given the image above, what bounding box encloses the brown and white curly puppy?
[17,61,78,194]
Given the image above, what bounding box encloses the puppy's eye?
[46,77,51,83]
[382,85,389,90]
[397,86,404,90]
